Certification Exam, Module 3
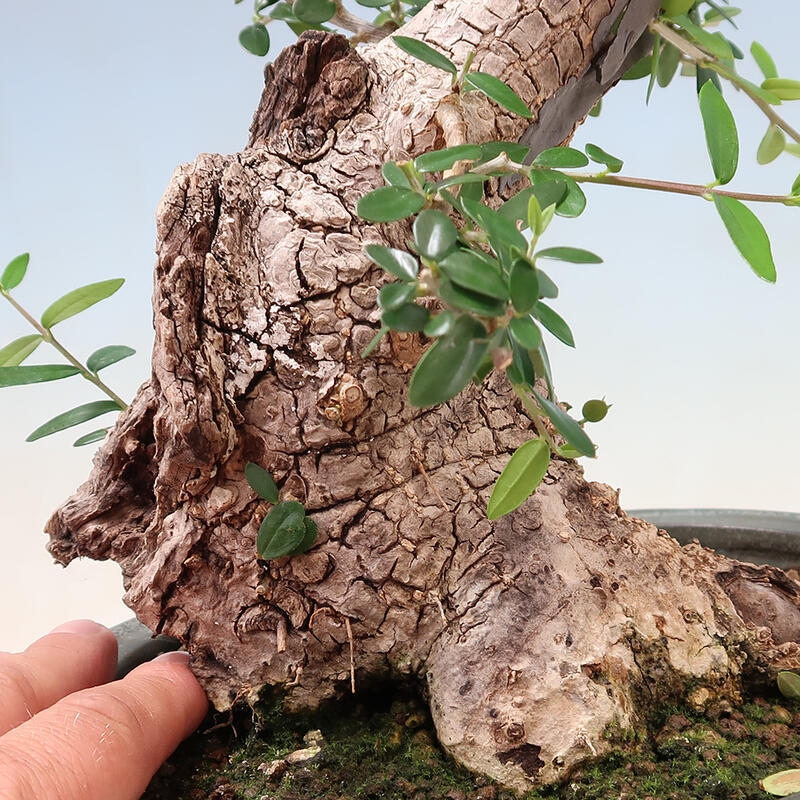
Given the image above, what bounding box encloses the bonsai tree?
[4,0,800,792]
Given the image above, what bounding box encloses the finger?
[0,619,118,735]
[0,651,209,800]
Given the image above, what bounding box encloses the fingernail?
[152,650,191,665]
[51,619,108,636]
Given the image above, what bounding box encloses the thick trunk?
[45,2,800,792]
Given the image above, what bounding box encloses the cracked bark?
[45,1,800,793]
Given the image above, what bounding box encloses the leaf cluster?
[0,253,132,445]
[245,463,318,560]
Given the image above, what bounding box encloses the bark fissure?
[44,3,800,793]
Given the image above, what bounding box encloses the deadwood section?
[46,1,800,791]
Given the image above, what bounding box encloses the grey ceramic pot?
[112,509,800,673]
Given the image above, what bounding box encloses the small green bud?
[581,399,611,423]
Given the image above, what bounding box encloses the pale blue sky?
[1,1,798,649]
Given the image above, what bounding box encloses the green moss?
[142,685,800,800]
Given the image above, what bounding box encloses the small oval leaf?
[292,0,336,23]
[356,187,425,222]
[536,247,602,264]
[508,260,539,314]
[245,462,280,503]
[751,41,778,80]
[414,145,482,173]
[757,124,786,165]
[1,253,30,291]
[364,244,419,282]
[464,72,532,119]
[532,302,575,347]
[533,147,589,169]
[413,209,458,260]
[392,36,457,75]
[762,78,800,101]
[699,81,739,185]
[439,250,508,300]
[777,671,800,700]
[713,195,777,282]
[86,345,136,373]
[40,279,125,330]
[258,501,307,559]
[534,391,596,457]
[379,282,417,311]
[408,317,488,407]
[382,302,430,332]
[26,400,120,442]
[487,438,551,520]
[73,428,109,447]
[238,24,270,56]
[0,334,43,367]
[508,316,542,350]
[584,143,623,173]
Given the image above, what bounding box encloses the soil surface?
[142,682,800,799]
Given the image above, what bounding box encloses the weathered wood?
[45,2,800,792]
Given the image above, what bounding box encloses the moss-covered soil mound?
[142,684,800,800]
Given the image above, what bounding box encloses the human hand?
[0,619,209,799]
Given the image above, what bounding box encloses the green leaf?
[433,173,491,191]
[532,302,575,347]
[438,278,507,317]
[751,41,778,80]
[673,15,733,59]
[463,72,532,118]
[760,768,800,797]
[423,310,455,338]
[486,438,550,520]
[356,187,425,222]
[355,0,388,6]
[508,260,539,314]
[657,41,681,88]
[757,125,786,165]
[533,147,589,169]
[536,269,559,299]
[536,247,603,264]
[86,345,136,373]
[1,253,30,291]
[413,209,458,260]
[622,56,653,81]
[508,316,542,350]
[392,36,457,75]
[238,24,270,56]
[554,175,587,218]
[762,78,800,101]
[584,143,623,173]
[498,182,566,228]
[479,141,531,164]
[289,516,318,555]
[381,161,411,189]
[26,400,120,442]
[777,671,800,700]
[73,429,108,447]
[258,501,307,559]
[408,316,488,407]
[364,244,419,282]
[40,279,125,330]
[0,364,80,387]
[0,334,42,367]
[439,250,508,300]
[379,281,417,311]
[245,462,280,503]
[698,81,739,185]
[713,195,776,282]
[508,339,535,387]
[534,391,596,457]
[382,302,430,332]
[414,145,482,173]
[461,198,528,254]
[292,0,336,23]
